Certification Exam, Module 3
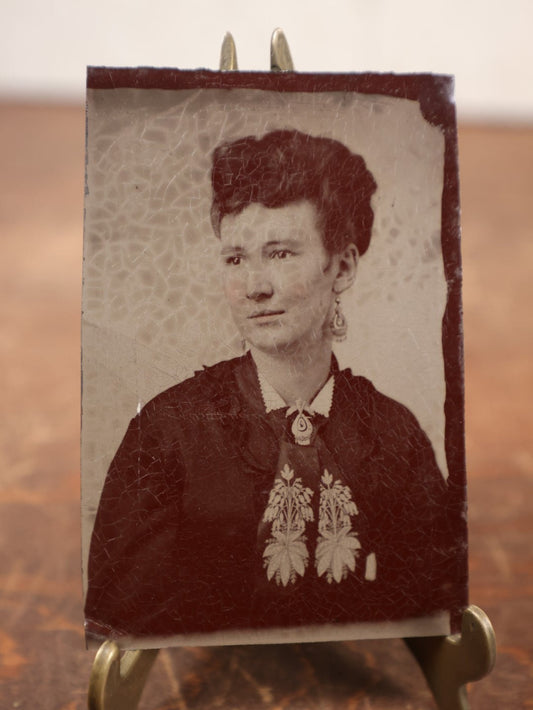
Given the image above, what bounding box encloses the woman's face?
[219,201,354,357]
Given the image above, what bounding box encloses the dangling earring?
[330,296,347,342]
[241,337,247,354]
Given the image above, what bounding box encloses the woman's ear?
[333,243,358,294]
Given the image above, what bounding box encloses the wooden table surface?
[0,104,531,709]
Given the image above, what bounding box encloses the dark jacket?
[85,354,466,641]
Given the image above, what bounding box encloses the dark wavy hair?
[211,129,377,256]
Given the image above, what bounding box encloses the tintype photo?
[82,69,467,649]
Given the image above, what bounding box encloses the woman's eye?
[272,249,293,260]
[225,255,242,266]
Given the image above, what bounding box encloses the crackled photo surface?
[82,69,467,650]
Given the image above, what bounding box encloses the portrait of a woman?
[84,128,463,646]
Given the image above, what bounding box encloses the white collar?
[257,372,335,418]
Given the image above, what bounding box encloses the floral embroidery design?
[262,464,314,586]
[315,469,361,583]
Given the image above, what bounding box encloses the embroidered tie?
[258,409,361,588]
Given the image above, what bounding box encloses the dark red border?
[87,68,454,126]
[86,66,468,627]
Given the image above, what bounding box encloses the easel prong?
[220,32,238,71]
[405,605,496,710]
[270,28,294,71]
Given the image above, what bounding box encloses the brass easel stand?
[88,605,495,710]
[88,641,158,710]
[406,605,496,709]
[87,29,496,710]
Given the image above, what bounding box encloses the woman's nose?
[245,266,274,301]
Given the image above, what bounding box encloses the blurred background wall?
[1,0,532,122]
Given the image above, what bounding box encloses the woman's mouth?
[248,309,285,320]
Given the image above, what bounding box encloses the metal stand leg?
[405,605,496,710]
[88,641,158,710]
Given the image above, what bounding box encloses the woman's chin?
[247,339,292,357]
[247,335,331,360]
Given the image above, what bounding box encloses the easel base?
[88,605,495,710]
